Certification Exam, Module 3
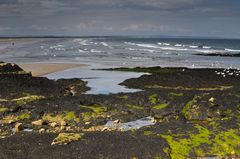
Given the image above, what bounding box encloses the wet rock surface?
[0,63,240,159]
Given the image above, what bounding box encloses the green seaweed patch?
[145,85,233,91]
[12,95,45,105]
[182,97,197,120]
[16,112,30,120]
[210,129,240,157]
[152,103,168,110]
[143,130,154,136]
[104,67,175,74]
[149,94,158,104]
[81,104,107,113]
[161,125,240,159]
[51,133,84,145]
[161,125,211,159]
[126,104,144,110]
[0,71,31,75]
[181,95,206,120]
[118,95,129,99]
[0,107,9,112]
[1,112,30,123]
[43,111,80,124]
[168,92,184,97]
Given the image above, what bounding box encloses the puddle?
[12,128,33,133]
[46,68,146,94]
[105,116,155,131]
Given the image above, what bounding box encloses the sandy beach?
[19,63,87,76]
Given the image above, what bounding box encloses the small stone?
[113,119,120,124]
[60,125,65,131]
[60,120,67,126]
[102,127,109,131]
[49,122,57,128]
[84,122,91,125]
[66,126,71,131]
[15,123,24,132]
[209,97,215,103]
[39,128,45,133]
[32,119,44,126]
[8,120,15,124]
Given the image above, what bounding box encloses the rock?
[102,127,109,131]
[209,97,215,103]
[8,120,15,124]
[113,119,120,124]
[51,133,84,146]
[60,120,67,126]
[84,122,91,125]
[39,128,45,133]
[32,119,44,126]
[60,126,65,131]
[66,126,71,131]
[15,123,24,132]
[49,122,57,128]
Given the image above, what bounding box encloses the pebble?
[49,122,57,128]
[39,128,45,133]
[32,119,44,126]
[15,123,24,132]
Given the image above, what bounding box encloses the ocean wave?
[125,47,156,53]
[159,47,188,51]
[78,49,84,53]
[157,42,170,46]
[49,45,65,51]
[225,48,240,52]
[135,44,160,49]
[163,43,170,46]
[189,45,198,48]
[194,49,218,53]
[202,46,211,49]
[125,42,160,49]
[90,49,103,53]
[124,42,136,45]
[73,39,83,42]
[100,42,108,47]
[131,57,152,60]
[174,44,184,47]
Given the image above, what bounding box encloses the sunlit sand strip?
[19,63,87,77]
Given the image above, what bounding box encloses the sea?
[0,37,240,69]
[1,37,240,94]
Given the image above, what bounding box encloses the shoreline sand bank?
[18,63,87,76]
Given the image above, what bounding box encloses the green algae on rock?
[145,85,233,91]
[42,111,80,124]
[12,95,45,105]
[51,133,84,145]
[160,125,240,159]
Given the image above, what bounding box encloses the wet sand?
[19,63,87,76]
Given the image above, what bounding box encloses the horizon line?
[0,35,239,40]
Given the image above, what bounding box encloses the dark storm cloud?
[0,0,239,38]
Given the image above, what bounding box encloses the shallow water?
[46,67,145,94]
[105,116,155,131]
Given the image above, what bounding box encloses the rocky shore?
[0,62,240,159]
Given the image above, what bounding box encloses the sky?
[0,0,240,38]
